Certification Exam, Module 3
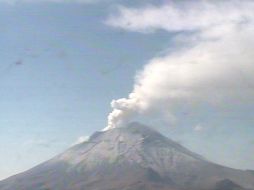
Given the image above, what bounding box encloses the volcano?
[0,122,253,190]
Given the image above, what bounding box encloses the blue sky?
[0,0,172,179]
[0,0,254,180]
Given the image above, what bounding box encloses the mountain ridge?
[0,122,253,190]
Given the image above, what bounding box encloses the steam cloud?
[105,0,254,130]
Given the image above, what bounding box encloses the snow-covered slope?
[0,122,253,190]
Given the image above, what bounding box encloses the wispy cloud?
[72,135,90,146]
[193,124,204,132]
[22,139,54,148]
[0,0,104,4]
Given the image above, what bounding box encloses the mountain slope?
[0,122,253,190]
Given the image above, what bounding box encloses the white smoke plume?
[104,0,254,130]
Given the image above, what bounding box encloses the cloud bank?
[0,0,102,4]
[106,1,254,33]
[105,0,254,130]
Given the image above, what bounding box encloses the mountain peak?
[99,122,162,138]
[86,122,166,149]
[1,123,254,190]
[54,122,205,171]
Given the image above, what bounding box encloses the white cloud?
[0,0,103,4]
[106,1,254,33]
[72,135,90,146]
[105,0,254,130]
[193,124,204,132]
